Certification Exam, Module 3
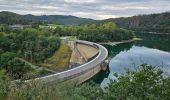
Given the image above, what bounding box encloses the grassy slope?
[41,44,72,71]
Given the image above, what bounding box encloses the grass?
[1,79,78,100]
[41,44,72,71]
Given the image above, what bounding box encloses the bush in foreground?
[1,64,170,100]
[103,64,170,99]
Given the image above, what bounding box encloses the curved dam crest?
[24,40,108,84]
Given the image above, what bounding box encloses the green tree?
[0,52,17,69]
[103,64,170,100]
[7,58,31,79]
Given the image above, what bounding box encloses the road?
[16,57,57,73]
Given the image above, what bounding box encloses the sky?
[0,0,170,20]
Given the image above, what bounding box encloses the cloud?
[0,0,170,19]
[64,0,96,4]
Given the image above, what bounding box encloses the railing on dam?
[24,40,108,84]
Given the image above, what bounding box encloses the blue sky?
[0,0,170,19]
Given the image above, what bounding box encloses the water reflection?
[104,42,133,59]
[101,45,170,89]
[93,33,170,86]
[109,46,170,76]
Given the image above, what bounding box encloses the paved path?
[16,58,57,73]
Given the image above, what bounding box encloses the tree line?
[54,22,135,42]
[0,11,44,26]
[104,12,170,33]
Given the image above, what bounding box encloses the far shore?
[148,32,170,35]
[98,38,142,46]
[134,31,170,35]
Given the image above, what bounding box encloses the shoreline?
[135,31,170,35]
[98,38,142,46]
[148,32,170,35]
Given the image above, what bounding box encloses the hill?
[2,11,170,32]
[23,14,97,25]
[0,11,33,25]
[0,11,97,25]
[103,12,170,33]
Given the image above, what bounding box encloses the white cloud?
[0,0,170,19]
[97,15,120,20]
[64,0,96,4]
[34,5,60,11]
[101,6,151,11]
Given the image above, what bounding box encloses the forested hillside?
[1,11,170,32]
[23,14,97,25]
[0,11,97,25]
[0,11,33,25]
[103,12,170,33]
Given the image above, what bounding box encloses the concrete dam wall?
[25,40,108,84]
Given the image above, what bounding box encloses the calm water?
[100,33,170,87]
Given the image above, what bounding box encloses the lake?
[99,33,170,87]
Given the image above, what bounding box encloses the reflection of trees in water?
[105,32,170,60]
[135,33,170,52]
[104,42,133,59]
